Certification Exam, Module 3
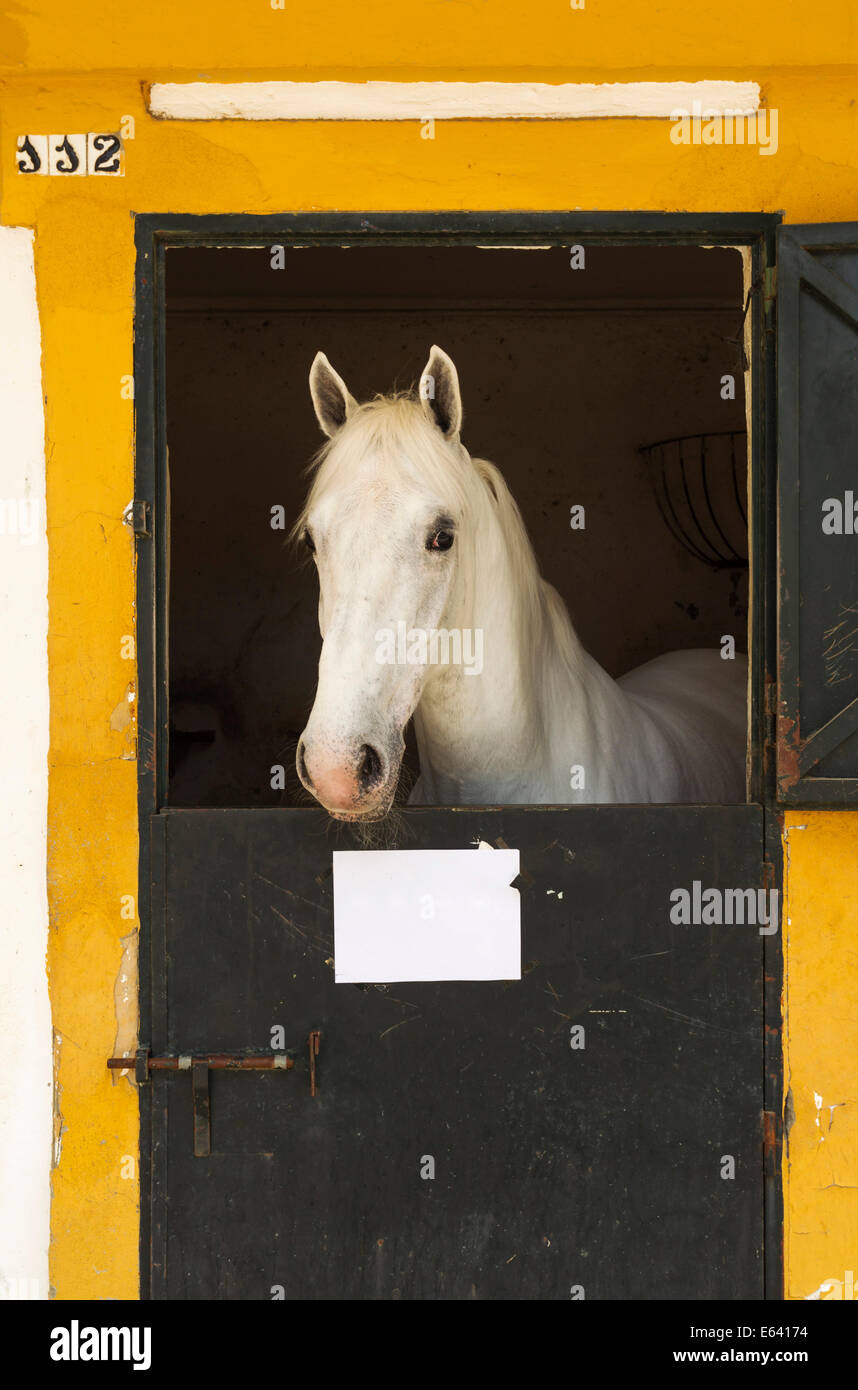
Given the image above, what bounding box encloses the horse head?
[295,346,474,821]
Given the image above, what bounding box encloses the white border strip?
[0,227,51,1301]
[148,80,760,122]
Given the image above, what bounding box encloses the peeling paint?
[784,1086,796,1140]
[108,682,135,732]
[111,931,139,1085]
[777,709,802,795]
[51,1031,66,1171]
[783,822,806,926]
[813,1090,825,1140]
[827,1101,847,1130]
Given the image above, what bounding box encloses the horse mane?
[290,393,477,544]
[472,455,588,703]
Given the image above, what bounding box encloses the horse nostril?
[297,741,312,788]
[358,743,384,791]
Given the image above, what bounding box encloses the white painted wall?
[0,227,51,1301]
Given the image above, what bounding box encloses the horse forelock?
[292,394,486,540]
[290,391,572,674]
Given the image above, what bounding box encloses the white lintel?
[148,79,761,122]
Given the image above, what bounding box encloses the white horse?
[295,346,747,822]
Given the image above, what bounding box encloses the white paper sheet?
[333,848,521,983]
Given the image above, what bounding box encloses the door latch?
[123,499,151,537]
[107,1031,321,1157]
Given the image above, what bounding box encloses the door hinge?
[107,1033,321,1156]
[123,499,151,537]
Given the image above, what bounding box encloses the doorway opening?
[162,240,751,808]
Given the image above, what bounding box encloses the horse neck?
[413,465,626,797]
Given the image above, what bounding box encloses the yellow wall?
[783,814,858,1300]
[1,0,856,1301]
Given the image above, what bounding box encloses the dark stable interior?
[164,243,749,807]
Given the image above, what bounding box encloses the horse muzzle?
[297,732,401,820]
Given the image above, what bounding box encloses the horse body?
[295,347,747,820]
[408,474,746,807]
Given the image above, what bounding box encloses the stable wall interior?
[165,244,748,807]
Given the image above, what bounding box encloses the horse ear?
[419,346,462,439]
[309,352,357,437]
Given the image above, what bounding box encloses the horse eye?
[303,530,316,554]
[427,530,454,552]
